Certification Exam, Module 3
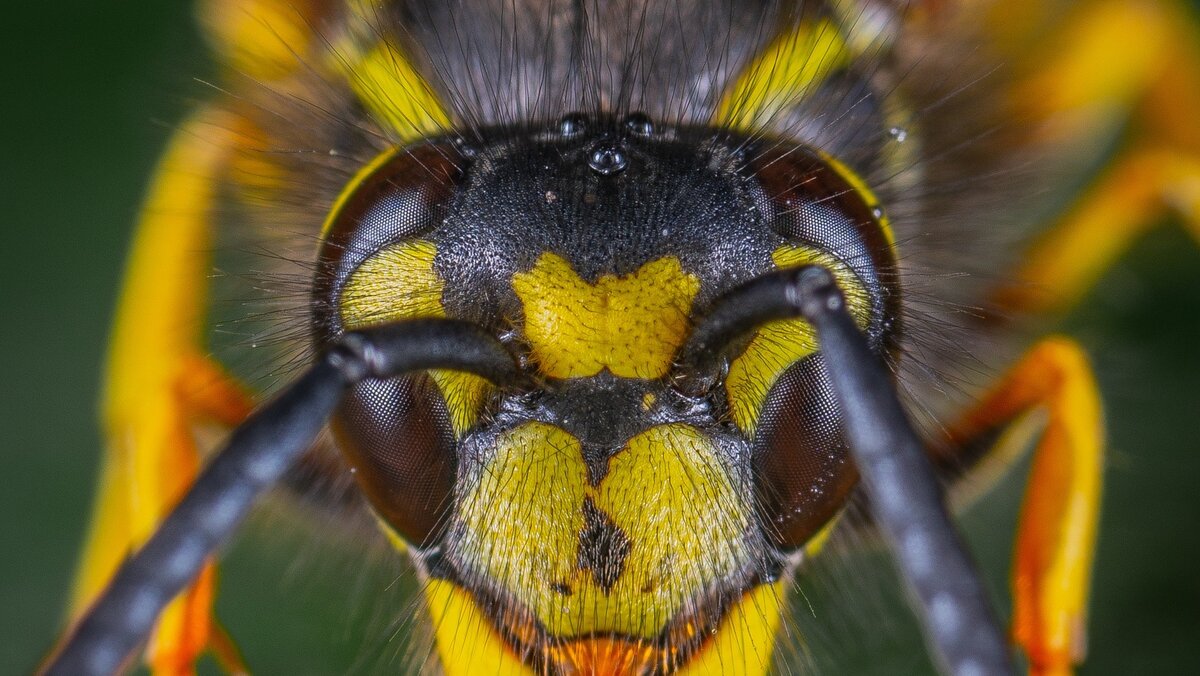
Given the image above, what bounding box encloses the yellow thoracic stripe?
[332,35,451,142]
[714,18,851,132]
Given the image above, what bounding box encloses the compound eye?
[312,142,468,546]
[741,146,899,549]
[313,142,465,323]
[751,145,894,331]
[751,354,859,548]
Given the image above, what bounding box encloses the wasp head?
[312,112,899,673]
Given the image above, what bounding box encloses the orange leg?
[995,147,1200,315]
[68,109,254,675]
[147,358,254,676]
[67,0,367,667]
[945,337,1104,676]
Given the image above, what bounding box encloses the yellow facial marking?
[424,579,534,676]
[422,578,785,676]
[339,241,490,435]
[341,240,444,323]
[512,253,701,379]
[679,582,786,676]
[725,247,872,434]
[641,392,657,411]
[455,422,754,639]
[715,18,851,132]
[456,422,589,628]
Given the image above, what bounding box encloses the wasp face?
[313,113,898,672]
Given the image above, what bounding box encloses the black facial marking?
[577,497,631,592]
[434,118,778,327]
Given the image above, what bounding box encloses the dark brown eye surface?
[741,146,900,549]
[751,144,897,342]
[312,142,467,546]
[752,355,859,548]
[334,376,457,545]
[312,142,465,335]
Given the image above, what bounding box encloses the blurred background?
[2,1,1198,673]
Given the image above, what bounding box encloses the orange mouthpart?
[547,637,667,675]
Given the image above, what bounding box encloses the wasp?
[39,0,1200,674]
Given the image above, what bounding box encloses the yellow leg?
[946,338,1104,676]
[995,148,1200,314]
[991,0,1200,314]
[69,108,253,675]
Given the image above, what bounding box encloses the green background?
[2,1,1198,673]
